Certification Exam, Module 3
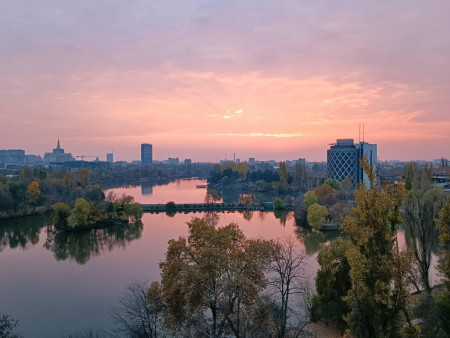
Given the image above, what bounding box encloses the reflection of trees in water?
[204,211,220,226]
[44,222,143,265]
[0,215,49,252]
[274,210,290,226]
[241,210,253,221]
[294,225,340,255]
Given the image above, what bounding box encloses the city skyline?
[1,1,449,162]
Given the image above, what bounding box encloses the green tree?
[26,181,40,210]
[314,238,352,331]
[324,178,341,190]
[304,190,318,209]
[159,218,271,337]
[307,204,328,230]
[67,198,92,229]
[53,202,71,229]
[273,197,286,210]
[341,157,415,337]
[402,164,445,291]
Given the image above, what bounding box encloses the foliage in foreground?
[112,218,311,338]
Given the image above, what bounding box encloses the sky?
[0,0,449,162]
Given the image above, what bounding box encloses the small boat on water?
[196,184,208,188]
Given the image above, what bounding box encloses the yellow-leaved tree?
[341,156,417,337]
[26,181,40,210]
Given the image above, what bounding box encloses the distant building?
[107,153,114,163]
[168,157,179,165]
[249,157,255,163]
[235,158,241,164]
[141,144,152,164]
[298,158,306,165]
[0,149,26,166]
[44,139,73,163]
[184,159,192,165]
[327,139,377,187]
[25,154,42,164]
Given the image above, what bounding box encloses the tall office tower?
[327,139,377,187]
[141,144,152,164]
[106,153,114,163]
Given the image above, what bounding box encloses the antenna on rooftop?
[359,124,361,143]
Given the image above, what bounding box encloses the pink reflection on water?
[105,179,214,204]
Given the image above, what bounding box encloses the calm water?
[0,179,439,337]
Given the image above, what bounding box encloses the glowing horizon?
[1,1,449,162]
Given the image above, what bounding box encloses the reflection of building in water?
[44,138,74,163]
[141,184,154,195]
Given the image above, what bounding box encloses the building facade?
[141,144,153,164]
[327,139,377,187]
[106,153,114,163]
[44,139,74,163]
[0,149,26,166]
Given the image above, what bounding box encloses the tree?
[405,162,415,191]
[273,197,286,210]
[294,162,308,192]
[67,198,92,229]
[267,238,310,338]
[303,190,318,209]
[79,168,90,188]
[307,204,328,230]
[0,313,21,338]
[26,181,40,210]
[111,281,163,338]
[402,164,445,291]
[314,238,352,331]
[341,157,415,337]
[278,162,289,190]
[64,168,76,188]
[314,184,338,207]
[159,218,271,337]
[436,198,450,334]
[324,178,341,191]
[53,202,71,229]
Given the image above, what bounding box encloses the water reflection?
[295,225,341,255]
[141,184,154,195]
[44,222,143,265]
[0,215,49,252]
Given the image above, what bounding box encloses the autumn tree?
[26,180,40,210]
[79,168,90,188]
[341,157,415,337]
[303,190,318,209]
[64,168,76,188]
[402,164,445,291]
[159,218,271,337]
[307,204,328,230]
[278,161,289,190]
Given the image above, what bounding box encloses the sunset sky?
[1,1,449,162]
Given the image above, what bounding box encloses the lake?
[0,179,439,337]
